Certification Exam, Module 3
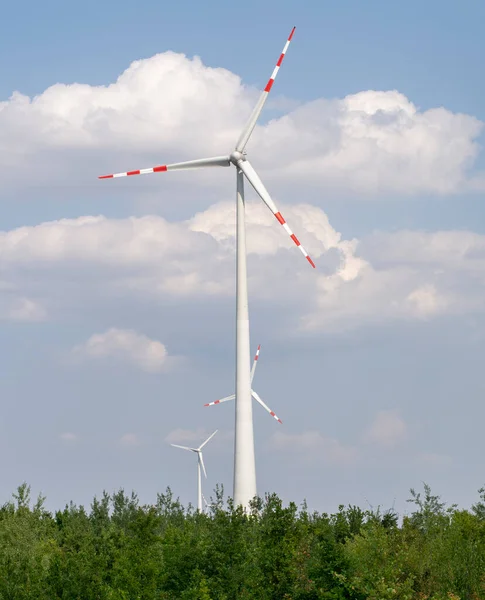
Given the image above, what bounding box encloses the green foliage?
[0,482,484,598]
[472,485,485,520]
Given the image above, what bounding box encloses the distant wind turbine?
[170,430,218,512]
[99,27,314,509]
[201,493,216,512]
[204,344,282,424]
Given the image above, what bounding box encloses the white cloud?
[259,90,483,194]
[0,202,347,302]
[359,229,485,268]
[59,432,79,442]
[165,428,230,446]
[363,410,408,448]
[301,225,485,332]
[119,433,140,447]
[0,296,47,322]
[302,265,442,332]
[72,328,172,373]
[7,297,47,322]
[2,55,247,150]
[406,284,449,318]
[4,203,485,333]
[270,430,357,466]
[0,53,482,195]
[418,453,454,467]
[0,203,340,268]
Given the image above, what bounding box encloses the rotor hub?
[230,151,246,165]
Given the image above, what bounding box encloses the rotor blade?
[204,394,235,407]
[170,444,195,452]
[198,429,218,450]
[99,155,230,179]
[250,344,261,384]
[235,27,296,152]
[198,452,207,478]
[238,159,316,268]
[251,389,283,424]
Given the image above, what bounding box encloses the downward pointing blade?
[199,452,207,478]
[235,27,296,152]
[251,389,283,424]
[250,344,261,384]
[99,155,230,179]
[238,159,316,268]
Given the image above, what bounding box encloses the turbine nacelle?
[204,343,283,424]
[229,150,246,166]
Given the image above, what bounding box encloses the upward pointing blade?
[250,344,261,384]
[198,429,218,450]
[235,27,296,152]
[237,159,316,268]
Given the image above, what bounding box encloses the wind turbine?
[205,344,283,424]
[99,27,314,509]
[201,493,216,513]
[170,430,218,512]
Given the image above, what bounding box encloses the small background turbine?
[171,430,218,512]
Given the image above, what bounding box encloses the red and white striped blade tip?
[204,400,221,407]
[273,211,316,268]
[98,165,168,179]
[271,412,283,424]
[264,27,296,94]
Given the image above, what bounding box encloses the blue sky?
[2,0,484,116]
[1,0,485,514]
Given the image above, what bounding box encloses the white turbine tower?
[205,344,283,424]
[99,27,315,508]
[170,430,218,512]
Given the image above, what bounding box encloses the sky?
[1,0,485,516]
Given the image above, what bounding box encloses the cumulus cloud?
[270,430,357,466]
[1,296,47,322]
[257,90,483,194]
[301,224,485,332]
[3,202,485,333]
[72,328,172,373]
[0,53,250,152]
[406,284,449,318]
[119,433,140,447]
[363,410,408,448]
[302,264,449,332]
[418,453,454,467]
[59,432,79,442]
[0,52,482,195]
[0,202,348,302]
[165,428,230,445]
[359,229,485,268]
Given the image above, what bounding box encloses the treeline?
[0,483,484,599]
